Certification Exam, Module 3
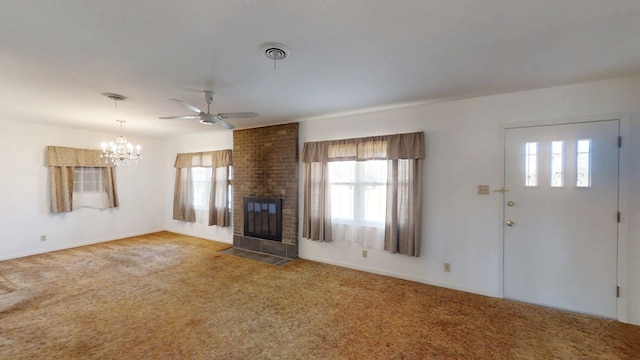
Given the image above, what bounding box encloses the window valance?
[174,149,232,168]
[46,146,112,167]
[301,131,425,163]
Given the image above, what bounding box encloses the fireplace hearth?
[234,195,294,258]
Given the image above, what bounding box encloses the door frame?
[498,113,631,323]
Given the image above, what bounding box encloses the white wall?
[1,75,638,325]
[162,131,234,243]
[0,119,165,260]
[298,75,640,325]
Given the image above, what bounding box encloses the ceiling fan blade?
[216,112,259,119]
[170,98,202,114]
[159,115,199,119]
[215,117,235,130]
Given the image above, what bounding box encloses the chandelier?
[100,93,142,166]
[101,120,142,166]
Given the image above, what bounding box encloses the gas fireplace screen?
[244,197,282,241]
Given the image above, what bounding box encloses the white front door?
[503,120,619,318]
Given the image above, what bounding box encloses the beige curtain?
[48,166,74,213]
[384,131,424,257]
[45,146,118,214]
[209,166,230,227]
[301,132,425,255]
[384,158,423,256]
[173,167,195,222]
[173,149,232,227]
[103,167,119,208]
[302,162,332,241]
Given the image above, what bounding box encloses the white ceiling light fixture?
[259,42,291,70]
[100,93,142,166]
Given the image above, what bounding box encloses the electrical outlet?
[40,235,47,242]
[362,250,367,258]
[444,263,451,272]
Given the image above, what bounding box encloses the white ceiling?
[1,0,639,138]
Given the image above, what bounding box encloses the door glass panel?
[576,139,591,188]
[550,141,564,187]
[525,142,538,187]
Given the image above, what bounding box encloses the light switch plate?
[477,185,490,195]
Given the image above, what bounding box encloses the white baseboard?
[299,254,500,299]
[0,228,165,261]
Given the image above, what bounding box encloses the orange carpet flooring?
[0,232,638,359]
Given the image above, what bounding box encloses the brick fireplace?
[232,123,299,258]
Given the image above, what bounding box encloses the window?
[328,161,355,220]
[192,167,213,210]
[550,141,564,187]
[45,146,118,213]
[225,166,233,211]
[301,132,424,256]
[73,167,103,193]
[328,160,387,226]
[72,167,109,210]
[172,149,233,227]
[190,166,233,222]
[191,166,233,211]
[576,139,591,188]
[524,142,538,187]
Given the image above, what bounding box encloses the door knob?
[506,220,515,227]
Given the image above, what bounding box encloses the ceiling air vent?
[259,42,291,69]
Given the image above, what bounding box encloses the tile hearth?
[219,247,292,266]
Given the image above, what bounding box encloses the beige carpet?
[0,232,638,359]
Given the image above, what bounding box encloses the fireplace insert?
[243,196,282,241]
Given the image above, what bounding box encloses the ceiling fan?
[159,91,259,129]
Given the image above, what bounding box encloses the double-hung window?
[329,160,386,226]
[73,167,109,210]
[329,160,387,249]
[192,167,213,211]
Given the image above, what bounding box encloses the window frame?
[329,160,387,227]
